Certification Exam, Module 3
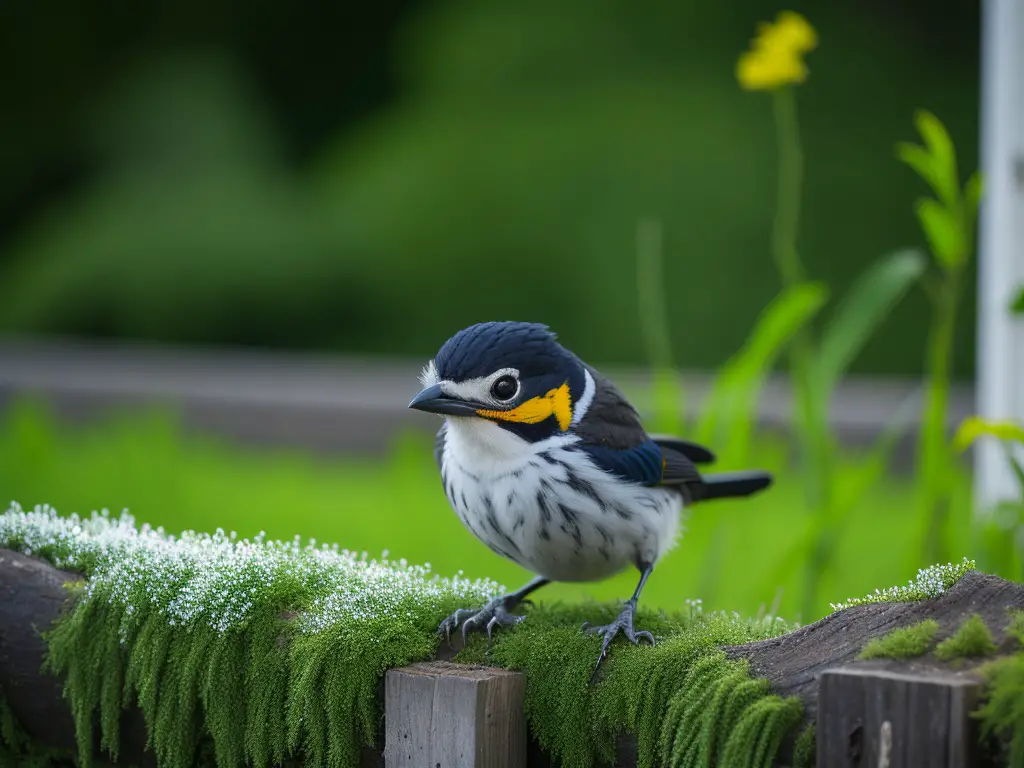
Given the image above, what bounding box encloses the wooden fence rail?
[816,667,982,768]
[383,662,988,768]
[1,548,1019,768]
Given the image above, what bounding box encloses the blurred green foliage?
[1012,287,1024,314]
[638,19,962,619]
[0,398,988,622]
[0,0,979,376]
[953,417,1024,582]
[897,110,984,565]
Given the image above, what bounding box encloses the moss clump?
[859,620,939,660]
[935,614,998,661]
[791,722,815,768]
[829,558,975,612]
[1006,610,1024,647]
[974,653,1024,767]
[1,502,799,768]
[2,503,500,768]
[456,601,798,768]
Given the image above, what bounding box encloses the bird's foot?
[438,594,527,649]
[581,602,655,681]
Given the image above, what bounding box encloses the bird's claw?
[581,603,655,682]
[438,608,477,644]
[438,595,527,650]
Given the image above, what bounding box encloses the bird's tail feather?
[694,470,772,502]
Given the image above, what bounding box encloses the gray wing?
[649,435,716,464]
[572,364,711,490]
[573,365,717,465]
[572,364,650,449]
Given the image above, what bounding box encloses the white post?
[976,0,1024,512]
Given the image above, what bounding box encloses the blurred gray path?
[0,335,975,461]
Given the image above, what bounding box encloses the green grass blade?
[895,142,938,194]
[694,281,828,459]
[636,218,684,435]
[912,110,959,210]
[963,170,984,239]
[813,248,926,399]
[832,385,922,527]
[915,200,962,269]
[1006,449,1024,496]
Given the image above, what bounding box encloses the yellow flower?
[736,11,818,91]
[952,415,1024,454]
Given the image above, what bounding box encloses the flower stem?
[636,218,684,434]
[770,86,832,620]
[771,87,806,288]
[919,270,962,563]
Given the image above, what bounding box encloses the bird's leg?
[582,563,656,680]
[439,575,550,648]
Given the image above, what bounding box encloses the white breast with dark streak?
[438,418,684,583]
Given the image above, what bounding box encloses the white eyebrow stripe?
[571,368,595,425]
[440,368,520,407]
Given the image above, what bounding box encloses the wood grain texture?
[724,570,1024,723]
[817,666,982,768]
[384,661,526,768]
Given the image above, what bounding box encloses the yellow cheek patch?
[477,382,573,431]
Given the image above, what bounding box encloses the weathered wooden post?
[817,666,983,768]
[384,661,527,768]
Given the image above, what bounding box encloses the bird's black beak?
[407,383,482,416]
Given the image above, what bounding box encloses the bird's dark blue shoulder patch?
[433,321,567,381]
[578,440,665,487]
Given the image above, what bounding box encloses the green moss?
[11,501,1010,768]
[792,722,815,768]
[935,614,998,661]
[455,601,798,768]
[3,503,500,768]
[2,503,803,768]
[974,653,1024,767]
[1006,610,1024,647]
[829,558,975,612]
[859,620,939,660]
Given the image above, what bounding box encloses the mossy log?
[1,547,1022,767]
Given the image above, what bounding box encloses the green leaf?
[695,281,828,456]
[727,281,829,375]
[896,143,941,196]
[796,388,921,609]
[915,198,962,269]
[832,385,922,526]
[953,415,1024,453]
[963,170,984,248]
[1011,286,1024,315]
[964,170,984,216]
[1007,451,1024,496]
[813,248,926,398]
[914,110,959,209]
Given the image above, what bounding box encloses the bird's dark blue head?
[408,321,588,442]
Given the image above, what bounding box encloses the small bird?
[408,321,772,675]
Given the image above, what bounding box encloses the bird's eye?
[490,375,518,402]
